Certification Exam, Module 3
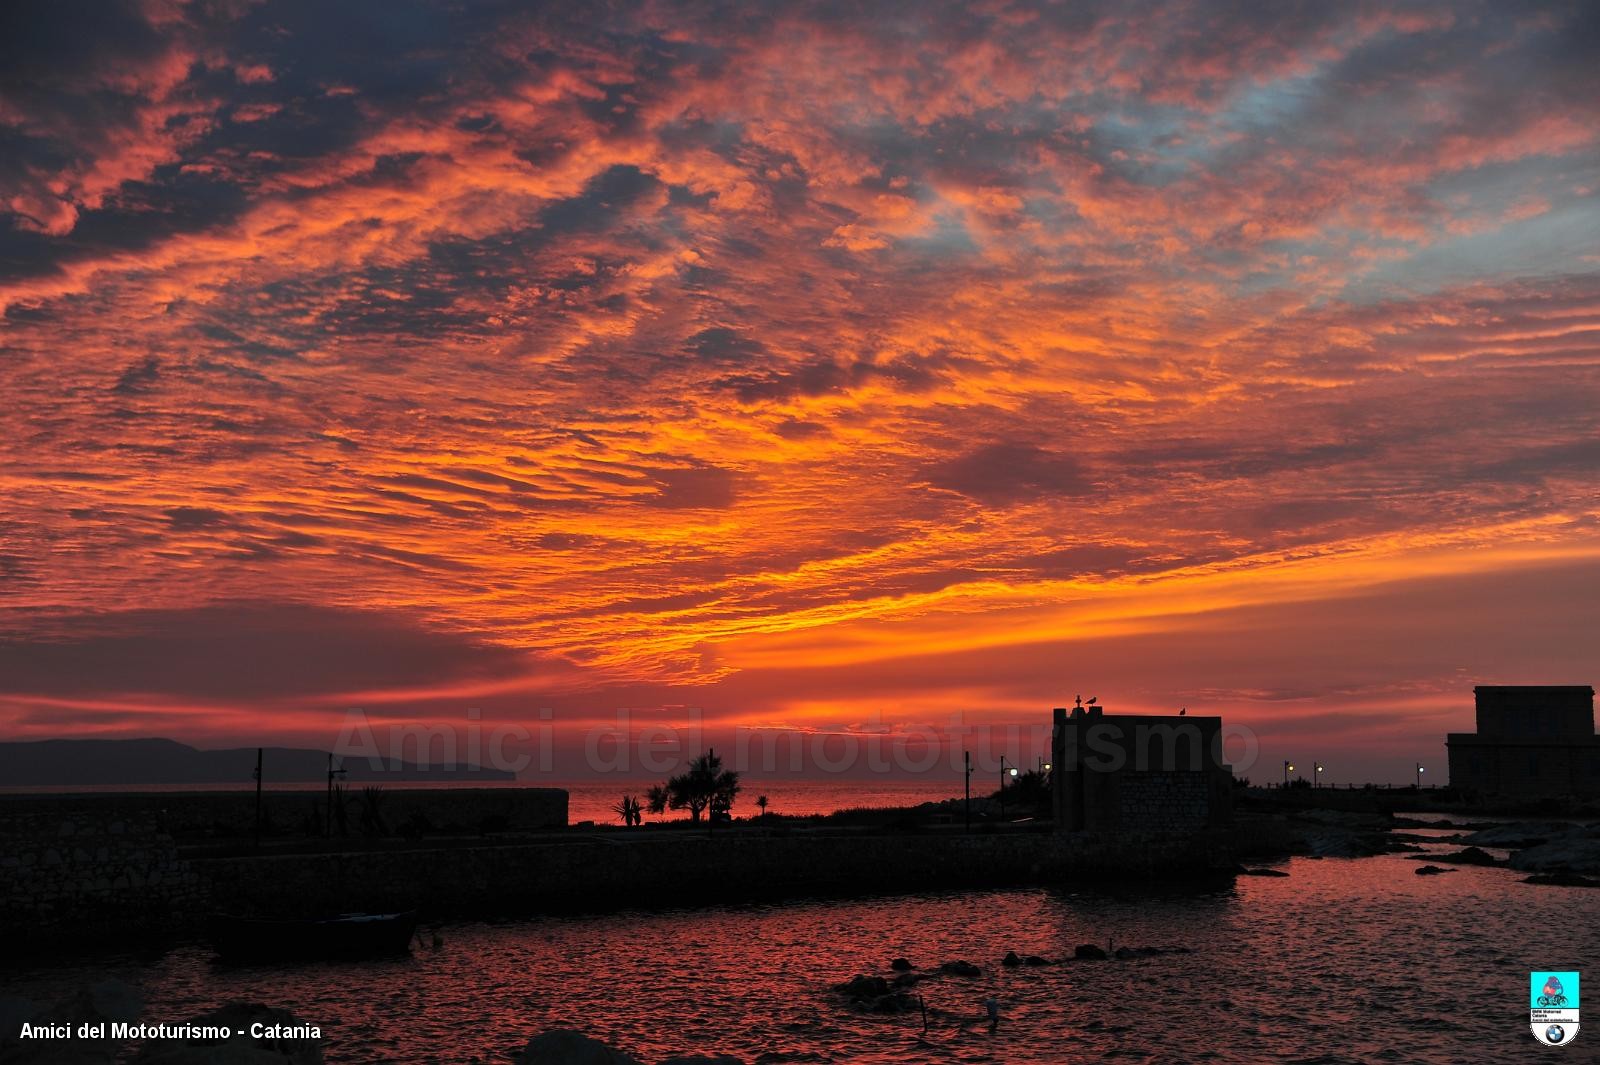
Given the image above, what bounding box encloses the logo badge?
[1531,971,1580,1046]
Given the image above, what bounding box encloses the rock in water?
[1523,872,1600,888]
[1430,846,1501,867]
[1463,822,1588,849]
[939,960,982,977]
[1414,865,1455,876]
[1073,944,1108,961]
[834,975,890,1000]
[889,957,913,971]
[1001,951,1022,967]
[516,1029,642,1065]
[1509,839,1600,876]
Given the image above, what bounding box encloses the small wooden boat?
[208,910,419,962]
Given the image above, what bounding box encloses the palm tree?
[756,794,769,820]
[612,795,642,828]
[645,784,670,817]
[358,786,389,837]
[658,749,741,822]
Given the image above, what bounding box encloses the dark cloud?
[645,465,739,509]
[686,326,766,365]
[0,602,537,702]
[923,443,1096,506]
[112,355,161,395]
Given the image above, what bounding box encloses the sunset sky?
[2,0,1598,783]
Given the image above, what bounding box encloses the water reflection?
[7,849,1598,1063]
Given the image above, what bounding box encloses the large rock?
[1523,872,1600,888]
[1463,822,1593,849]
[1508,839,1600,876]
[939,960,981,977]
[1296,829,1388,858]
[834,975,889,1000]
[1072,944,1108,961]
[1421,846,1502,867]
[516,1030,642,1065]
[132,1003,322,1064]
[0,979,145,1065]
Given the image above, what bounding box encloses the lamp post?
[1313,762,1324,789]
[964,751,972,833]
[1416,762,1425,789]
[999,755,1019,816]
[1283,760,1294,788]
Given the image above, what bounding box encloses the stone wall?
[1051,710,1234,833]
[0,812,202,941]
[1116,771,1212,833]
[1446,740,1600,797]
[0,787,568,841]
[193,827,1236,920]
[1,803,1233,946]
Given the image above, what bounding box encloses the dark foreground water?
[8,846,1599,1063]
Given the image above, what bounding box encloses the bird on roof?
[1086,696,1097,705]
[1179,707,1187,716]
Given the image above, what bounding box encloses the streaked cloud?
[2,0,1597,779]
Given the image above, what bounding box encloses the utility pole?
[964,750,971,833]
[253,747,263,850]
[325,752,346,838]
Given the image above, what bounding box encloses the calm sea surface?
[8,832,1598,1063]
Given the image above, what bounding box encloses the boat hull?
[208,911,419,962]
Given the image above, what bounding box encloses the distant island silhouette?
[0,737,514,786]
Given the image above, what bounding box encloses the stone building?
[1446,685,1600,797]
[1049,702,1233,835]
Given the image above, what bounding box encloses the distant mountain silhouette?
[0,737,515,786]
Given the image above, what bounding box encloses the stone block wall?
[1117,771,1212,833]
[0,812,202,940]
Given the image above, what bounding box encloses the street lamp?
[1416,762,1425,789]
[999,756,1019,815]
[964,751,973,833]
[1283,760,1295,787]
[1314,762,1324,789]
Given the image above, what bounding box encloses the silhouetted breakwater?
[1,786,568,842]
[192,828,1235,921]
[2,820,1233,948]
